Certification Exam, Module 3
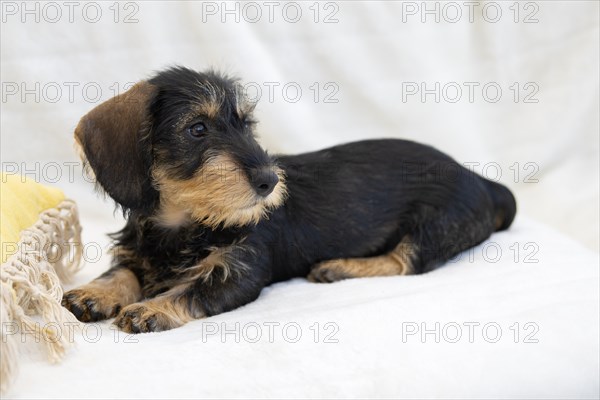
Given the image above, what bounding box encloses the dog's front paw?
[114,303,181,334]
[307,261,352,283]
[62,288,122,322]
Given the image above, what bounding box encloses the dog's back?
[267,139,516,280]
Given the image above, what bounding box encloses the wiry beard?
[152,154,287,229]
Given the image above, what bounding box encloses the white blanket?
[1,1,598,398]
[7,216,600,399]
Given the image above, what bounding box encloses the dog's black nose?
[251,168,279,197]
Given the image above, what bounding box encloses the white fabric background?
[1,1,599,398]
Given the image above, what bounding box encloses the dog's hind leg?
[308,237,417,283]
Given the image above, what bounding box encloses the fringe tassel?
[0,199,83,394]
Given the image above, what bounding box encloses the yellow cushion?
[0,173,65,263]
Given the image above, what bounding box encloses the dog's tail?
[484,179,517,231]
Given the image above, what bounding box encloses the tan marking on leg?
[62,268,142,321]
[179,239,253,284]
[114,284,204,333]
[308,237,417,283]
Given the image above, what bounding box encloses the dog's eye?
[243,118,255,129]
[187,123,206,138]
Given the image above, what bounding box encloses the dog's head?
[75,67,286,228]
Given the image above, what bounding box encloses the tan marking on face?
[191,99,222,120]
[191,79,225,119]
[153,154,287,229]
[171,81,256,134]
[62,267,142,321]
[308,236,417,283]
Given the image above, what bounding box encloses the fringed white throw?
[1,199,83,393]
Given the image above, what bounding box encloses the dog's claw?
[114,304,175,334]
[62,289,121,322]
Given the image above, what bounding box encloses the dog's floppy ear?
[75,81,157,210]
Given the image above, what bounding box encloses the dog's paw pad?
[62,289,121,322]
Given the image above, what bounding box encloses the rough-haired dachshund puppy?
[63,66,517,333]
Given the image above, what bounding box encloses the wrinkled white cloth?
[6,216,600,399]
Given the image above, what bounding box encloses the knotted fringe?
[0,199,83,393]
